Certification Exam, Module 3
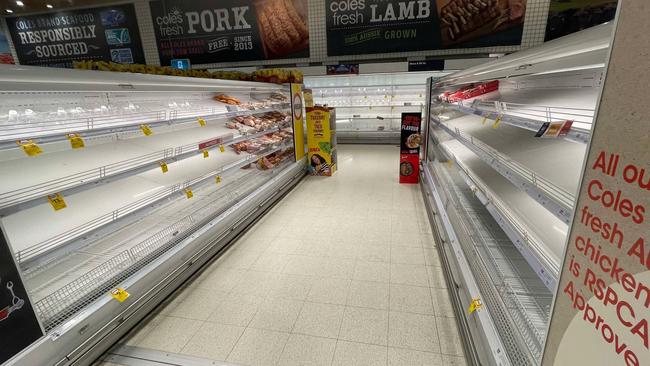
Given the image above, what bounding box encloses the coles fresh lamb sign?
[5,4,145,68]
[325,0,528,56]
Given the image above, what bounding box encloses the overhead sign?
[408,60,444,72]
[545,0,618,41]
[150,0,309,66]
[0,229,43,364]
[5,4,145,68]
[542,3,650,365]
[0,32,15,64]
[171,58,191,70]
[326,64,359,75]
[326,0,527,56]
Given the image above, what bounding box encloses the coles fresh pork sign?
[5,4,145,68]
[150,0,309,65]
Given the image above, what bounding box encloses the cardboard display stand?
[306,106,337,176]
[399,112,422,184]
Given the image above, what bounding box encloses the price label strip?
[492,115,502,129]
[468,298,483,314]
[68,134,85,149]
[198,117,207,127]
[140,124,153,136]
[47,193,67,211]
[110,288,130,303]
[17,140,43,157]
[185,189,193,199]
[159,161,168,173]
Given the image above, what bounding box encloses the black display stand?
[0,228,43,364]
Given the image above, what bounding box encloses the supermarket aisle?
[104,145,465,366]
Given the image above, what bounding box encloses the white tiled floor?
[115,145,466,366]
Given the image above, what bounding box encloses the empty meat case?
[420,24,611,366]
[0,64,307,366]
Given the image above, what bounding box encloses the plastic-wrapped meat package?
[246,142,262,153]
[226,121,238,129]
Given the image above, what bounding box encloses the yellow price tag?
[482,116,488,125]
[468,298,483,314]
[219,145,225,153]
[215,175,222,184]
[198,117,206,127]
[185,189,193,199]
[17,140,42,157]
[447,159,453,168]
[110,287,130,303]
[47,193,67,211]
[67,134,85,149]
[159,161,168,173]
[492,116,502,129]
[140,124,153,136]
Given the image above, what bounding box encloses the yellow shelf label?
[482,116,488,125]
[203,150,209,158]
[215,175,222,184]
[67,134,85,149]
[468,298,483,314]
[185,189,193,199]
[140,124,153,136]
[198,117,206,127]
[47,193,67,211]
[17,140,42,157]
[447,159,453,168]
[110,287,130,303]
[219,145,225,153]
[492,116,502,129]
[159,161,168,173]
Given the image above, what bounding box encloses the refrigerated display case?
[419,23,612,366]
[304,71,450,144]
[0,65,306,366]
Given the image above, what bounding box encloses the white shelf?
[0,111,290,213]
[4,143,288,262]
[436,136,564,287]
[432,113,581,224]
[429,160,551,362]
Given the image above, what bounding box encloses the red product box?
[399,154,420,184]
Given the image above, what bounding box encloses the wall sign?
[5,4,145,68]
[545,0,618,41]
[150,0,309,66]
[326,0,527,56]
[0,32,15,64]
[408,60,444,72]
[0,229,43,364]
[399,112,422,184]
[542,3,650,365]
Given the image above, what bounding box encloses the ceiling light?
[46,4,53,8]
[5,9,13,13]
[16,1,24,6]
